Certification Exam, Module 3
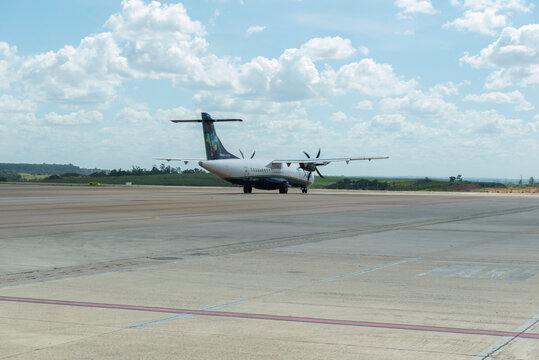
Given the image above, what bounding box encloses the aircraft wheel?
[243,184,252,194]
[279,183,288,194]
[301,188,308,194]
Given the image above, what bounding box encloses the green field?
[19,173,50,181]
[310,176,416,189]
[39,172,232,187]
[34,172,511,192]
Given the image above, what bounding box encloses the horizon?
[1,161,533,184]
[1,1,538,179]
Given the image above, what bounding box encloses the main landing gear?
[279,183,289,194]
[243,184,252,194]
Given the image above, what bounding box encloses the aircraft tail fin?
[171,112,242,160]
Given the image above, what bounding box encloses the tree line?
[88,164,183,177]
[47,164,205,179]
[0,163,100,175]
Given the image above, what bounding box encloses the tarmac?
[0,183,538,359]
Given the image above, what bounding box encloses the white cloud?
[106,0,205,40]
[330,111,355,122]
[444,9,507,36]
[460,24,539,88]
[445,0,534,36]
[246,25,266,37]
[15,0,214,105]
[299,36,355,60]
[355,100,373,110]
[193,91,307,117]
[115,105,153,124]
[0,94,36,114]
[330,111,346,122]
[19,33,130,105]
[0,95,37,127]
[0,42,18,91]
[105,0,209,80]
[210,9,220,26]
[452,0,533,12]
[463,90,534,111]
[351,113,450,142]
[395,0,436,17]
[239,48,323,101]
[358,46,369,56]
[331,59,418,97]
[429,82,460,97]
[4,0,414,117]
[398,29,416,36]
[44,110,103,125]
[110,105,196,127]
[228,38,410,103]
[154,106,198,122]
[380,90,458,118]
[453,109,532,136]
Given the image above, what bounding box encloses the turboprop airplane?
[157,112,388,194]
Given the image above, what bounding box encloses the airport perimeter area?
[1,184,538,359]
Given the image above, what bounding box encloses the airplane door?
[244,166,249,178]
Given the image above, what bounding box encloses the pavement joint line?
[471,312,539,360]
[319,258,418,283]
[1,296,539,340]
[0,260,181,290]
[125,299,247,329]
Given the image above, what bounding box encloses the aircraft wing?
[154,157,205,164]
[268,156,389,167]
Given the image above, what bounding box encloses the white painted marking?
[418,265,538,281]
[126,299,247,329]
[430,260,539,268]
[471,312,539,360]
[319,258,417,283]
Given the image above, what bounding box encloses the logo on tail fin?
[205,132,218,152]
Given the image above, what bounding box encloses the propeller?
[239,149,256,159]
[301,148,324,179]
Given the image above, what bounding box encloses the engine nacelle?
[299,163,317,172]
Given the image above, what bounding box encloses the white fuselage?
[198,159,314,190]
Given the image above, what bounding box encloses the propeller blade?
[316,148,321,159]
[303,151,311,159]
[250,150,256,159]
[315,167,325,179]
[239,149,245,159]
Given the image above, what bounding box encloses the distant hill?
[0,163,103,176]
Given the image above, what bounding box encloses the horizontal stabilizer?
[171,119,243,123]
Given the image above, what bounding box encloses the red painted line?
[1,296,538,339]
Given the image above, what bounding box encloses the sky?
[0,0,538,179]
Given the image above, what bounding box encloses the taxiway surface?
[1,184,538,359]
